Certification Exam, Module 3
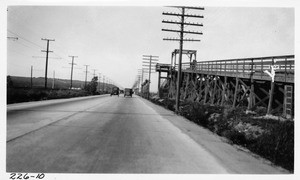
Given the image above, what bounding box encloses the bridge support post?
[248,76,255,110]
[204,76,209,104]
[158,69,161,98]
[196,74,203,102]
[211,76,217,105]
[233,77,239,108]
[184,73,190,99]
[221,76,227,106]
[267,81,275,115]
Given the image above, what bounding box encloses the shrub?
[7,88,94,104]
[137,97,294,171]
[248,120,294,171]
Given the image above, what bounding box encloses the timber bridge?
[156,52,294,118]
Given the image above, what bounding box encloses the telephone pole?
[162,6,204,112]
[103,75,106,92]
[137,69,143,93]
[30,65,33,88]
[142,55,158,99]
[84,65,89,88]
[69,55,78,89]
[98,73,101,92]
[52,71,55,89]
[41,38,55,89]
[92,69,97,78]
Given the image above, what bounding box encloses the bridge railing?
[181,55,294,82]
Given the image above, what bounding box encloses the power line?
[8,30,70,63]
[8,29,44,49]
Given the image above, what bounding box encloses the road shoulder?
[138,97,289,174]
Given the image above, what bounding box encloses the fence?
[181,55,294,83]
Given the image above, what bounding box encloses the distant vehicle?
[110,87,119,97]
[124,88,133,97]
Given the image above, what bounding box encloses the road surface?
[6,95,288,173]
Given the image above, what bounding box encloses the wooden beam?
[253,95,269,107]
[221,76,227,105]
[184,73,190,99]
[233,77,239,107]
[211,77,217,104]
[204,77,209,104]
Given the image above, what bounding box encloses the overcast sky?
[6,5,294,91]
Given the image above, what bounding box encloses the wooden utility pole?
[84,65,89,88]
[52,71,55,89]
[162,6,204,112]
[30,65,33,88]
[140,69,144,94]
[142,55,159,99]
[69,55,78,89]
[41,38,55,89]
[138,68,146,93]
[103,75,105,92]
[98,73,101,92]
[158,66,161,97]
[92,69,97,78]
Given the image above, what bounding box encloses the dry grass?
[149,97,294,172]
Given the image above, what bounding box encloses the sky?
[6,4,295,91]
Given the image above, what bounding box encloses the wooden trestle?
[156,55,294,118]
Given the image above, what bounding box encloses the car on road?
[110,87,119,97]
[124,88,133,97]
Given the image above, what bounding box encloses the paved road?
[7,95,288,173]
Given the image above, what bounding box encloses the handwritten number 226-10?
[10,173,45,179]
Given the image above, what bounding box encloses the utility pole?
[92,69,97,78]
[41,38,55,89]
[162,6,204,112]
[138,69,142,93]
[69,55,78,89]
[84,65,89,88]
[98,73,102,92]
[139,68,147,94]
[142,55,159,99]
[103,75,105,92]
[30,65,33,88]
[52,71,55,89]
[106,77,109,91]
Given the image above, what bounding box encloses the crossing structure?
[156,54,294,118]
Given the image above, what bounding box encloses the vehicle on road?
[124,88,133,97]
[110,87,119,97]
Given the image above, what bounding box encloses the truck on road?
[124,88,133,97]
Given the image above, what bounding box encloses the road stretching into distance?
[6,94,288,173]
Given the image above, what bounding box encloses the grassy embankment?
[6,76,110,104]
[149,97,294,172]
[6,88,104,104]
